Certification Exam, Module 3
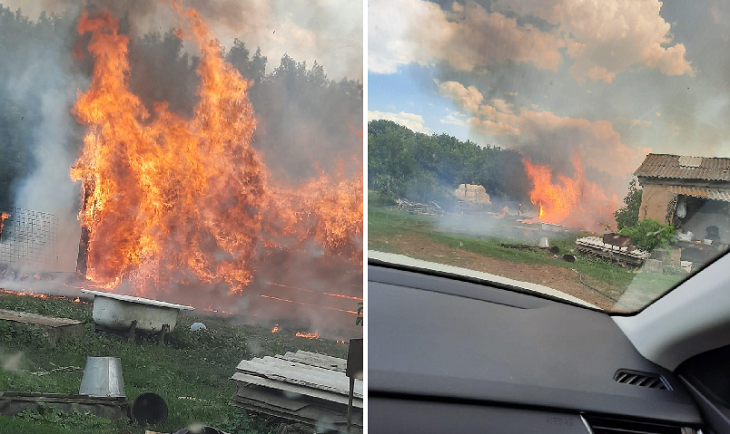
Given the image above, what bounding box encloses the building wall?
[638,183,676,223]
[638,179,730,243]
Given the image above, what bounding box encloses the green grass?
[368,204,684,311]
[0,408,126,434]
[0,294,349,433]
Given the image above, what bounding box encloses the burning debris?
[0,212,8,237]
[295,329,320,340]
[0,288,86,304]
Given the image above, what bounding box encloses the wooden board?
[231,373,363,408]
[0,309,84,345]
[0,391,127,419]
[231,351,363,431]
[275,351,347,373]
[0,309,82,327]
[235,356,363,398]
[230,390,363,433]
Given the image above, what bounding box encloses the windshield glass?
[368,0,729,313]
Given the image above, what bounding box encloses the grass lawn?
[368,204,683,311]
[0,293,350,434]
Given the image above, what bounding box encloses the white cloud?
[436,80,484,113]
[368,0,452,74]
[370,0,693,84]
[441,115,467,126]
[369,0,563,74]
[494,0,693,83]
[368,110,432,133]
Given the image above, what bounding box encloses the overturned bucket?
[79,357,125,398]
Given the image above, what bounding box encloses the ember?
[0,212,8,236]
[0,288,90,305]
[259,295,359,315]
[271,324,279,334]
[295,329,320,339]
[322,293,363,301]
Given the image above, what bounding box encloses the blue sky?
[369,65,472,139]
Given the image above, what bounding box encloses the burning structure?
[523,154,619,230]
[635,154,730,245]
[0,3,364,335]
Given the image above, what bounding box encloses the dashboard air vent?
[582,415,694,434]
[614,369,671,391]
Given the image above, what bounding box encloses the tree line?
[368,119,531,206]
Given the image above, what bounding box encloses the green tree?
[367,120,529,204]
[614,178,643,230]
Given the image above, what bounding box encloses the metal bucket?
[79,357,125,397]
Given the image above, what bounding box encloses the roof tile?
[634,154,730,181]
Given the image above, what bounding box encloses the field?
[369,204,683,311]
[0,293,349,434]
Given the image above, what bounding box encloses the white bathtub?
[81,289,194,333]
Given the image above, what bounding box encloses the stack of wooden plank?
[230,351,363,433]
[575,236,650,267]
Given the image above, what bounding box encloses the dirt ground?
[372,232,618,310]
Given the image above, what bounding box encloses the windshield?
[368,0,729,313]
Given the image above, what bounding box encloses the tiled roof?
[668,186,730,202]
[634,154,730,181]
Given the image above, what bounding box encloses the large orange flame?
[523,155,618,229]
[70,5,362,296]
[523,155,582,224]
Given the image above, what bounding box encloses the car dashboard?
[368,263,703,433]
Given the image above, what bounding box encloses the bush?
[369,190,397,207]
[619,218,677,251]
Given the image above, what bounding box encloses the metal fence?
[0,208,59,271]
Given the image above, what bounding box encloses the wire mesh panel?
[0,208,59,271]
